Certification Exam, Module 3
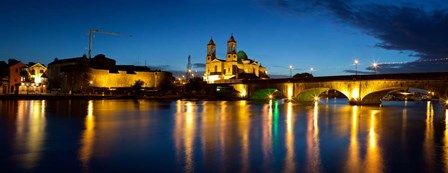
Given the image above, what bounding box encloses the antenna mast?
[186,55,193,79]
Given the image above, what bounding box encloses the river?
[0,99,447,172]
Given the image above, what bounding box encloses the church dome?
[237,50,248,62]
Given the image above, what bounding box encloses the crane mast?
[88,29,131,59]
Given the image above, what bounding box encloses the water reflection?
[174,101,197,173]
[345,106,360,173]
[284,102,296,172]
[305,102,321,172]
[424,101,435,171]
[15,100,46,170]
[365,110,383,173]
[345,106,384,173]
[238,101,250,173]
[4,99,448,172]
[79,100,95,173]
[444,109,448,172]
[262,100,273,168]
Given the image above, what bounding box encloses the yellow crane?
[88,29,131,59]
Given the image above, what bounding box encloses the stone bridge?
[211,72,448,105]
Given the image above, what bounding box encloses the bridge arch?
[249,88,286,100]
[295,88,348,102]
[361,87,438,105]
[361,88,399,105]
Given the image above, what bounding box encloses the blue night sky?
[1,0,448,77]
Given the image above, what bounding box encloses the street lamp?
[354,59,359,76]
[289,65,293,78]
[372,62,378,74]
[310,67,314,75]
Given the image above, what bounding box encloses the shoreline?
[0,94,244,101]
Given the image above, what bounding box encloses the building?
[0,59,48,94]
[23,62,48,94]
[0,61,8,94]
[8,59,25,94]
[48,54,173,94]
[203,35,269,83]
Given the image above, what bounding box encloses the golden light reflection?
[80,100,95,172]
[185,102,195,173]
[444,109,448,172]
[401,104,407,142]
[219,101,227,161]
[284,102,296,172]
[365,110,383,173]
[16,100,46,170]
[424,101,435,169]
[305,101,321,172]
[262,100,273,166]
[199,101,219,166]
[238,100,251,172]
[174,101,196,173]
[345,105,360,173]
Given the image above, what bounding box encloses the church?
[203,35,269,83]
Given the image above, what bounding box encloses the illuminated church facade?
[203,35,269,83]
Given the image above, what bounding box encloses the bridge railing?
[213,79,244,84]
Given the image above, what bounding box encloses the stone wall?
[89,68,172,89]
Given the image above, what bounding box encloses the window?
[40,70,44,73]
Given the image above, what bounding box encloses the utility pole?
[88,29,131,59]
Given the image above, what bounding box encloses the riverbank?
[0,94,243,101]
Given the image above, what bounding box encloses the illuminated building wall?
[18,63,48,94]
[89,68,172,89]
[8,60,25,94]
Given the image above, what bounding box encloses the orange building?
[8,59,25,94]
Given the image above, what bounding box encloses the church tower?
[226,35,237,62]
[206,38,216,63]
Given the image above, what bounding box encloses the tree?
[132,80,145,96]
[293,72,313,79]
[184,77,207,95]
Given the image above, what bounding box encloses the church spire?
[206,37,216,63]
[208,37,215,45]
[227,34,237,55]
[228,34,236,43]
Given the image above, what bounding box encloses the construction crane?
[88,29,131,59]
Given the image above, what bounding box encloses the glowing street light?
[354,59,359,76]
[289,65,293,78]
[372,62,378,74]
[310,67,314,75]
